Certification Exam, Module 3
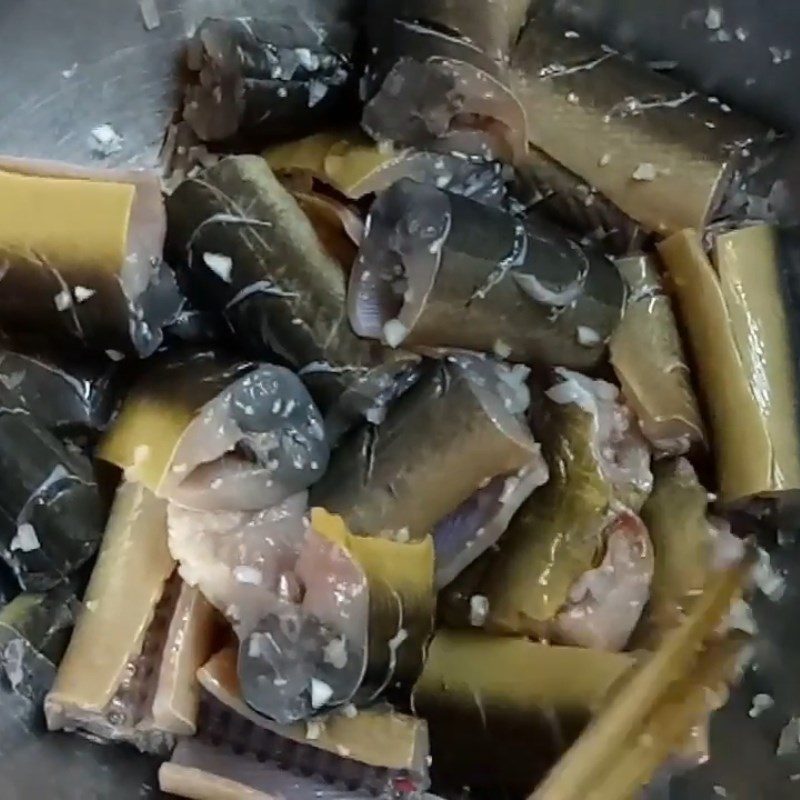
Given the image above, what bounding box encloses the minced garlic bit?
[233,566,263,585]
[10,523,40,553]
[577,326,602,347]
[138,0,161,31]
[382,319,408,348]
[248,632,267,658]
[469,595,490,627]
[306,720,324,740]
[89,124,123,157]
[74,286,96,303]
[777,716,800,756]
[493,339,512,360]
[705,6,723,31]
[753,547,786,602]
[323,637,348,670]
[203,252,233,282]
[726,598,757,636]
[310,678,334,709]
[632,163,658,181]
[54,289,72,311]
[748,693,774,718]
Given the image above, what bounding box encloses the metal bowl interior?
[1,1,799,798]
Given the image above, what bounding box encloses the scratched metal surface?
[0,0,188,169]
[1,1,800,799]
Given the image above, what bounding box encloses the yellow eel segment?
[0,167,134,274]
[658,227,800,505]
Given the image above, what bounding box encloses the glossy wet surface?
[2,0,800,798]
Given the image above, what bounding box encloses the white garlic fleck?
[705,6,723,30]
[10,523,40,552]
[202,252,233,282]
[73,286,96,303]
[306,720,324,740]
[632,163,658,181]
[89,124,123,157]
[323,637,348,669]
[777,716,800,756]
[233,566,263,585]
[310,678,334,709]
[577,326,602,346]
[748,693,774,718]
[382,319,408,348]
[54,290,72,311]
[493,339,512,360]
[469,595,490,627]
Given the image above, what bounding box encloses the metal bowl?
[1,1,798,798]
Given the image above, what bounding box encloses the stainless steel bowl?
[1,1,798,797]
